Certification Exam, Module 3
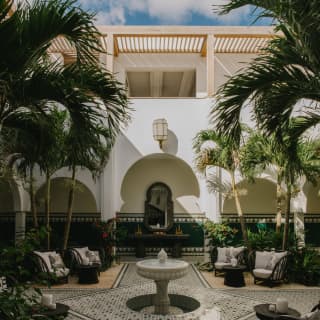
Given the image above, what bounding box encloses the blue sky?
[76,0,272,26]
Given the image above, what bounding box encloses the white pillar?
[15,212,26,244]
[292,186,307,248]
[206,34,215,97]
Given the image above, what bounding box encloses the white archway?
[36,177,97,213]
[0,178,21,212]
[222,178,277,214]
[120,153,200,213]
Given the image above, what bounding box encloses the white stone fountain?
[136,249,189,315]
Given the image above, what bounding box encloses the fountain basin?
[136,259,189,281]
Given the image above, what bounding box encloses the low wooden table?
[36,303,69,317]
[78,264,99,284]
[254,304,300,320]
[223,265,246,287]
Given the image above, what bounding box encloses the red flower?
[102,232,108,239]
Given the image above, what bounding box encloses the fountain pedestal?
[136,249,189,315]
[154,280,169,314]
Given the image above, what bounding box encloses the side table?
[223,265,246,287]
[254,304,300,320]
[35,303,70,317]
[78,264,99,284]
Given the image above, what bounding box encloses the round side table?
[35,303,70,317]
[78,264,99,284]
[223,265,246,287]
[254,304,300,320]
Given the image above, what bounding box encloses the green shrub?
[203,220,238,247]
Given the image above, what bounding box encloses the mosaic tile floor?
[43,264,320,320]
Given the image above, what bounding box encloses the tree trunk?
[63,166,76,250]
[282,185,291,250]
[45,171,51,250]
[230,171,248,246]
[276,176,283,233]
[29,165,38,228]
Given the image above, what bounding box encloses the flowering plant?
[203,220,238,246]
[93,218,116,247]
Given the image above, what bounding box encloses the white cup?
[276,298,288,314]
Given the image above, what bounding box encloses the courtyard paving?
[42,261,320,320]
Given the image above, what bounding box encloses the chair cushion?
[214,262,232,270]
[253,268,272,279]
[255,251,273,269]
[34,251,56,272]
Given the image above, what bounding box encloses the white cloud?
[78,0,252,25]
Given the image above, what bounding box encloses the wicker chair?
[211,246,247,276]
[69,247,102,274]
[248,250,289,287]
[32,251,69,284]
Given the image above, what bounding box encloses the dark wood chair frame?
[210,246,248,277]
[248,250,289,287]
[31,251,69,284]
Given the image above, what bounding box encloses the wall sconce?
[152,118,168,149]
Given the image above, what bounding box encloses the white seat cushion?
[214,262,232,270]
[253,268,272,279]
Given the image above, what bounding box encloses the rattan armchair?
[248,250,289,287]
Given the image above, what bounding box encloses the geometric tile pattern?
[42,265,320,320]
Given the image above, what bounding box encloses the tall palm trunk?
[276,174,283,233]
[45,171,51,250]
[230,171,248,246]
[282,184,291,250]
[63,166,76,250]
[29,164,38,228]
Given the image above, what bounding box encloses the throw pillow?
[255,251,273,269]
[49,254,65,269]
[74,247,89,264]
[86,250,101,264]
[233,246,245,258]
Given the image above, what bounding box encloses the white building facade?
[2,26,320,253]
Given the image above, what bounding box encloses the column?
[15,212,26,244]
[206,34,215,97]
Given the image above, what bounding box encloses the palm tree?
[1,111,51,228]
[212,0,320,139]
[193,130,249,245]
[240,129,286,233]
[1,0,130,140]
[62,121,111,250]
[0,0,130,244]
